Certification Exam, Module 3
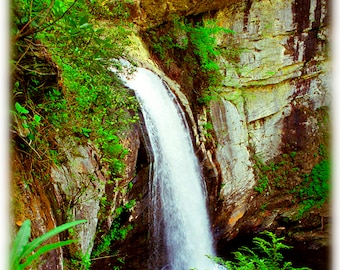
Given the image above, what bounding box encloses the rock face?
[207,0,330,234]
[11,125,143,268]
[12,152,64,270]
[49,127,142,261]
[50,140,107,255]
[209,97,255,227]
[130,0,239,28]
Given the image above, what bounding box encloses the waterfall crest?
[119,66,218,270]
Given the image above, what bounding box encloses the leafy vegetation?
[187,19,235,104]
[144,16,235,104]
[10,219,86,270]
[295,159,330,218]
[253,143,330,219]
[11,0,138,268]
[253,155,284,194]
[212,231,310,270]
[12,0,138,177]
[201,121,214,140]
[92,200,135,259]
[254,174,270,194]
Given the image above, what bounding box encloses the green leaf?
[81,127,91,137]
[33,115,41,124]
[10,220,31,269]
[79,15,89,25]
[19,220,87,261]
[15,102,29,114]
[79,23,90,29]
[20,16,28,24]
[27,133,35,141]
[20,239,77,269]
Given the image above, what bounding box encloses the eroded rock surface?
[205,0,330,235]
[130,0,239,28]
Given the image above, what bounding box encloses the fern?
[211,231,311,270]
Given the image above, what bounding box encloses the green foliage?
[253,144,330,220]
[11,2,138,269]
[92,200,135,260]
[253,153,301,195]
[15,102,29,115]
[318,144,327,157]
[145,16,235,105]
[260,202,269,210]
[10,219,86,270]
[182,19,235,104]
[12,101,43,143]
[201,121,214,140]
[11,0,138,177]
[87,0,133,21]
[69,251,92,270]
[151,34,178,60]
[43,52,137,174]
[254,175,269,194]
[297,159,330,218]
[184,20,234,73]
[212,231,310,270]
[197,90,219,104]
[253,156,276,194]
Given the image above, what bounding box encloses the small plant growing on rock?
[297,159,330,218]
[145,16,235,105]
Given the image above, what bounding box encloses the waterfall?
[116,64,220,270]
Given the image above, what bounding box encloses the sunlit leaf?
[10,220,31,269]
[15,102,29,114]
[20,220,86,261]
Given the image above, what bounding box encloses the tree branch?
[35,0,79,34]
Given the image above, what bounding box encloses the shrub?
[11,1,138,269]
[11,0,138,178]
[145,16,235,105]
[212,231,310,270]
[297,159,330,217]
[91,200,136,268]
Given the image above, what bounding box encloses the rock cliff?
[206,0,330,236]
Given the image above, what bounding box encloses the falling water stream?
[116,63,222,270]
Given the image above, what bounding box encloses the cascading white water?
[116,64,221,270]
